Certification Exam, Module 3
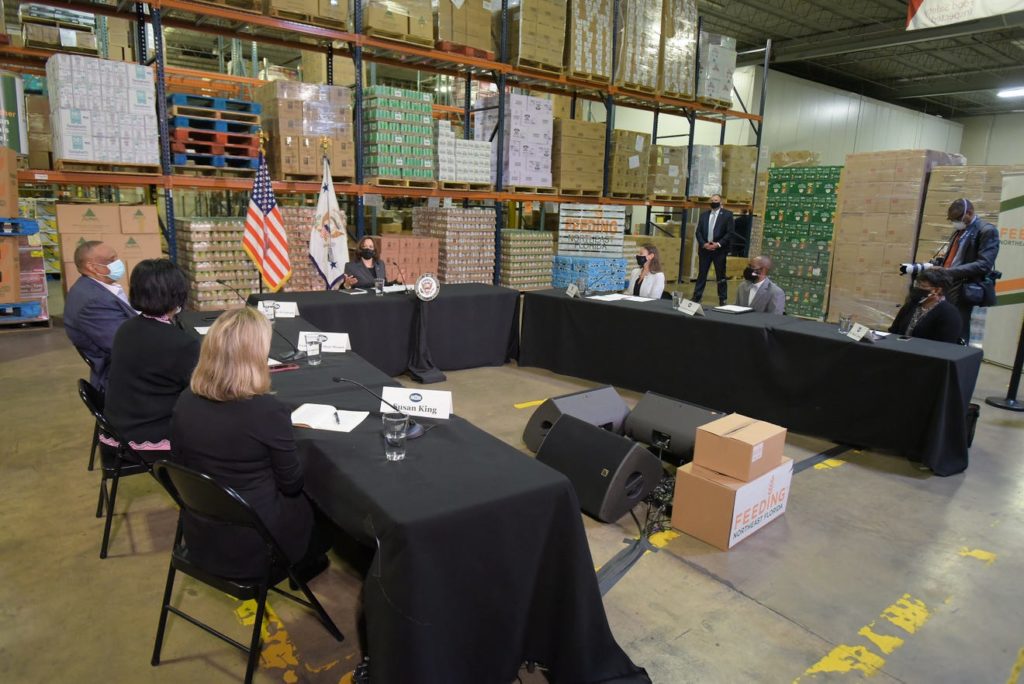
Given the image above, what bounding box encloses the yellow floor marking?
[235,599,300,677]
[1007,647,1024,684]
[514,399,545,409]
[813,458,846,471]
[858,622,904,654]
[648,530,680,548]
[339,672,355,684]
[802,644,886,678]
[959,547,997,564]
[881,594,931,635]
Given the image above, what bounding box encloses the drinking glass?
[671,291,682,309]
[382,413,409,461]
[261,301,276,323]
[305,333,322,366]
[838,314,853,334]
[374,277,385,296]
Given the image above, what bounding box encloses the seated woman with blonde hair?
[170,306,328,580]
[625,243,666,299]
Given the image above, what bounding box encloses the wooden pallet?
[439,180,493,191]
[609,191,647,200]
[513,58,563,77]
[649,194,688,203]
[267,8,347,29]
[272,172,355,184]
[661,90,695,102]
[368,176,437,189]
[697,97,732,109]
[20,14,94,30]
[54,160,161,175]
[190,0,261,14]
[507,185,558,195]
[169,128,258,146]
[567,70,611,85]
[558,187,602,197]
[617,82,659,97]
[171,140,258,157]
[169,105,260,124]
[25,38,97,54]
[365,27,434,48]
[723,196,753,205]
[436,41,494,61]
[689,196,715,202]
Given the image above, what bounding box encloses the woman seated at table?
[342,236,403,290]
[889,268,963,344]
[104,259,199,453]
[171,306,328,580]
[625,244,666,299]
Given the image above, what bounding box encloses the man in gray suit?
[735,255,785,314]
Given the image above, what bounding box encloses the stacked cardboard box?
[689,145,723,198]
[503,0,566,70]
[370,234,440,284]
[56,204,162,296]
[11,232,49,323]
[647,145,687,199]
[772,150,821,168]
[552,255,628,292]
[672,414,793,550]
[26,94,52,169]
[254,81,354,180]
[565,0,613,81]
[608,130,652,197]
[552,118,605,194]
[500,229,553,291]
[436,0,493,54]
[659,0,697,98]
[363,0,432,42]
[301,51,360,87]
[915,165,1024,263]
[175,217,259,311]
[435,121,490,184]
[557,203,626,259]
[622,233,682,282]
[267,0,349,27]
[412,207,494,284]
[761,166,842,319]
[613,0,662,92]
[696,32,736,105]
[45,55,159,166]
[363,85,434,182]
[21,4,98,54]
[475,93,552,188]
[105,17,134,62]
[721,145,758,203]
[829,149,965,327]
[279,206,323,292]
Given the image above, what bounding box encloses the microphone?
[332,376,426,439]
[216,279,304,361]
[389,260,411,293]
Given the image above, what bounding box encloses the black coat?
[171,390,314,579]
[889,299,963,344]
[344,259,387,288]
[695,208,736,251]
[62,277,136,390]
[931,218,1000,306]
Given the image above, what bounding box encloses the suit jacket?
[931,218,1000,305]
[695,208,736,251]
[889,299,963,344]
[63,277,136,390]
[735,278,786,314]
[343,259,387,288]
[625,269,666,299]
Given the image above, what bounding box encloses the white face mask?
[950,220,966,231]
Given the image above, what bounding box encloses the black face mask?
[743,267,760,282]
[360,248,376,260]
[636,254,647,267]
[710,202,721,210]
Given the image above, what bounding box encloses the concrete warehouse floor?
[2,288,1023,683]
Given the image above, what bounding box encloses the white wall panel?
[955,114,1024,165]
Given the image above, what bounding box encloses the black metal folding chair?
[150,460,343,684]
[76,379,151,558]
[75,351,101,471]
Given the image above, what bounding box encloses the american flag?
[242,152,291,292]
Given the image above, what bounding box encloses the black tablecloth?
[248,284,520,377]
[180,312,647,684]
[518,290,983,476]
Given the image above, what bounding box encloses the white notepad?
[713,305,753,314]
[291,404,368,433]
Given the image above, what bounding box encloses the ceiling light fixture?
[997,87,1024,98]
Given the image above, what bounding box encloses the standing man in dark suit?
[63,240,137,391]
[692,193,735,305]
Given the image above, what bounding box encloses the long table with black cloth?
[248,283,520,377]
[179,312,648,684]
[518,289,983,476]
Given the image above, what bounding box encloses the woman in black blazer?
[342,236,405,289]
[105,259,199,452]
[170,306,327,580]
[889,268,964,344]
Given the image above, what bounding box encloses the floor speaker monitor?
[522,385,630,453]
[624,391,724,463]
[536,414,663,523]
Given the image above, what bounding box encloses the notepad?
[383,284,414,294]
[268,358,282,367]
[713,305,753,314]
[194,326,210,335]
[291,404,368,433]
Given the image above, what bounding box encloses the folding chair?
[76,379,151,559]
[75,351,101,471]
[150,460,343,684]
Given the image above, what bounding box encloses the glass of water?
[382,412,409,461]
[305,333,322,366]
[261,301,276,323]
[838,314,853,334]
[374,277,385,296]
[671,291,682,309]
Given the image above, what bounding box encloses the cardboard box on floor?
[693,413,787,482]
[672,457,793,550]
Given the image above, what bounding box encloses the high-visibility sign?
[907,0,1024,30]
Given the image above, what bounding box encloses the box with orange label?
[671,457,793,550]
[692,413,786,482]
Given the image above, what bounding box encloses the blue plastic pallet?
[0,218,40,237]
[169,116,260,134]
[0,301,44,322]
[167,93,262,115]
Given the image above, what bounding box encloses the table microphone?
[216,279,305,361]
[332,376,426,439]
[389,261,411,293]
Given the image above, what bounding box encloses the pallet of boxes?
[435,0,494,57]
[696,31,736,108]
[608,130,651,200]
[362,0,433,46]
[648,145,687,201]
[659,0,698,99]
[552,118,605,197]
[475,92,554,193]
[364,85,435,187]
[175,217,260,311]
[254,81,354,182]
[613,0,661,95]
[565,0,613,83]
[500,230,554,291]
[370,234,439,285]
[672,414,793,550]
[553,204,629,292]
[435,120,491,190]
[501,0,566,75]
[265,0,349,28]
[412,207,494,284]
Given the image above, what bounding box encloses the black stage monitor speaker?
[624,391,725,463]
[536,414,663,523]
[522,386,630,453]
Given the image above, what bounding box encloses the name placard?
[846,323,874,343]
[260,300,299,318]
[566,283,580,298]
[297,331,351,353]
[380,387,452,420]
[677,299,705,317]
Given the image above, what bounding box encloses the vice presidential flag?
[242,152,291,292]
[309,155,348,289]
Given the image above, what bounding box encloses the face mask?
[105,259,126,281]
[909,286,932,303]
[743,267,760,282]
[710,202,721,210]
[360,248,376,260]
[636,254,647,267]
[950,220,966,231]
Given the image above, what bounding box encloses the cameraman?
[903,198,999,341]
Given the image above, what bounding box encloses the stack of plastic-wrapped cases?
[697,32,737,106]
[658,0,698,99]
[613,0,662,94]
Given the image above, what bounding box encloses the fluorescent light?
[997,87,1024,98]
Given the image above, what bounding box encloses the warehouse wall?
[956,114,1024,165]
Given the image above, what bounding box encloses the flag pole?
[258,128,267,295]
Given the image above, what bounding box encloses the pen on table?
[334,411,341,425]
